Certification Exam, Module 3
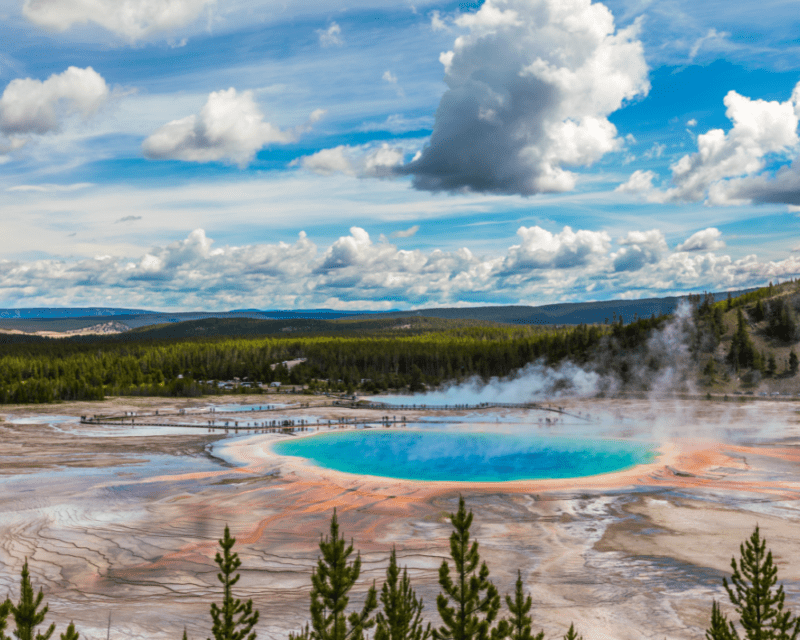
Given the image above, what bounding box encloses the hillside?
[696,282,800,396]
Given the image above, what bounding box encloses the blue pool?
[271,429,655,482]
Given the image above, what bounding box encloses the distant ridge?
[0,288,758,333]
[342,289,760,326]
[0,307,154,319]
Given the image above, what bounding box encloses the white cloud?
[359,114,434,133]
[317,22,343,47]
[688,28,730,61]
[503,226,611,271]
[620,81,800,205]
[615,169,657,195]
[643,142,665,159]
[0,137,28,160]
[0,66,109,135]
[382,69,404,97]
[7,182,94,192]
[687,118,697,127]
[399,0,649,195]
[142,88,324,166]
[4,224,800,310]
[430,10,448,31]
[293,143,405,178]
[22,0,214,42]
[390,225,420,239]
[611,229,668,272]
[676,228,725,252]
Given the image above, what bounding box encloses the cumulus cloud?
[676,228,725,252]
[611,229,668,272]
[22,0,214,42]
[4,225,800,309]
[0,66,109,136]
[398,0,649,195]
[620,80,800,205]
[317,22,343,47]
[503,226,611,271]
[142,89,324,166]
[292,143,405,178]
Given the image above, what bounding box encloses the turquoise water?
[272,430,656,482]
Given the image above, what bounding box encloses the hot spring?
[271,429,656,482]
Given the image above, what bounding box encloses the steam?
[377,301,701,405]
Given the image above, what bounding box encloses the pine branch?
[59,623,79,640]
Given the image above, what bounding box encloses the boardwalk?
[78,399,592,431]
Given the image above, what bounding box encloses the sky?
[1,0,799,311]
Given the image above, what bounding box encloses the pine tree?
[709,525,800,640]
[290,509,378,640]
[208,525,260,640]
[789,350,798,375]
[1,598,11,640]
[504,571,542,640]
[705,601,734,640]
[9,559,55,640]
[59,623,79,640]
[433,496,502,640]
[562,624,582,640]
[375,547,431,640]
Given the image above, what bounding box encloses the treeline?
[0,317,667,403]
[2,499,796,640]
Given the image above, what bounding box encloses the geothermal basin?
[1,395,800,640]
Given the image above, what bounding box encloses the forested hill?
[695,280,800,395]
[2,283,793,404]
[0,314,670,403]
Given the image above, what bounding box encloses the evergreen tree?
[59,623,78,640]
[753,300,766,323]
[708,525,800,640]
[706,601,734,640]
[433,496,503,640]
[704,358,717,383]
[208,525,260,640]
[9,559,55,640]
[290,509,377,640]
[789,350,798,375]
[1,598,11,640]
[375,547,431,640]
[767,353,777,378]
[729,310,760,371]
[562,624,582,640]
[504,572,542,640]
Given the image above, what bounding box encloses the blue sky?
[1,0,799,310]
